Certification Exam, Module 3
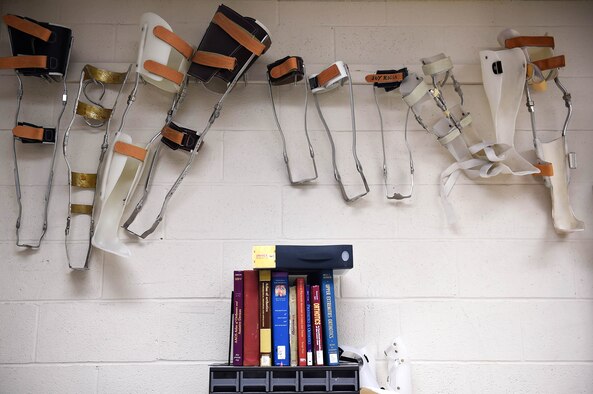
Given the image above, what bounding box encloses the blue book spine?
[320,270,339,366]
[271,272,290,366]
[305,284,313,366]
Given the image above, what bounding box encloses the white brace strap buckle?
[310,61,370,202]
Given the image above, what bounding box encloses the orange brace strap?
[143,60,184,86]
[316,64,341,87]
[114,141,147,162]
[212,12,266,56]
[270,57,299,79]
[161,125,184,145]
[365,73,404,84]
[534,161,554,177]
[192,51,237,71]
[13,125,44,141]
[3,15,52,41]
[505,36,555,49]
[0,55,47,70]
[153,25,194,60]
[532,55,565,72]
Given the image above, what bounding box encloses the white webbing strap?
[402,80,429,107]
[422,56,453,76]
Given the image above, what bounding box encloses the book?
[305,284,313,366]
[296,278,307,366]
[259,270,272,366]
[319,270,339,366]
[232,271,244,366]
[243,270,260,366]
[310,284,324,366]
[289,285,297,366]
[253,245,354,273]
[271,271,290,366]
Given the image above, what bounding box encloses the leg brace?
[309,61,369,202]
[498,29,584,233]
[121,4,272,239]
[92,12,193,256]
[63,64,131,269]
[267,56,318,184]
[366,68,414,200]
[1,15,73,248]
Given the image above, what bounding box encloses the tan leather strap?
[83,64,127,84]
[3,15,52,42]
[76,101,112,121]
[143,60,184,86]
[192,50,237,70]
[13,125,44,141]
[71,204,93,214]
[505,36,555,49]
[270,57,299,79]
[532,55,565,72]
[0,55,47,70]
[71,172,97,189]
[212,12,266,56]
[534,161,554,177]
[161,125,184,145]
[114,141,147,162]
[316,64,341,87]
[153,25,193,60]
[365,73,404,84]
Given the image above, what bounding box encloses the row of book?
[232,270,339,367]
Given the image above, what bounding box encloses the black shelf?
[209,363,359,393]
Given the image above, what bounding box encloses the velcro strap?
[143,60,184,86]
[532,55,565,72]
[161,125,184,145]
[114,141,147,162]
[71,172,97,189]
[3,15,52,42]
[403,80,429,107]
[71,204,93,215]
[13,125,44,141]
[83,64,127,84]
[153,25,194,60]
[212,11,266,56]
[505,36,555,49]
[270,57,299,79]
[534,161,554,177]
[76,101,112,121]
[316,64,341,88]
[192,50,237,70]
[422,57,453,76]
[437,127,462,146]
[0,55,47,70]
[365,73,404,84]
[460,113,473,128]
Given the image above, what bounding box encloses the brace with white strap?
[366,68,414,200]
[497,29,584,233]
[1,14,73,248]
[121,4,272,239]
[309,61,370,202]
[267,56,318,185]
[63,64,131,269]
[92,13,194,256]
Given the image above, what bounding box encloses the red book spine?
[296,278,307,366]
[243,270,260,366]
[311,285,324,366]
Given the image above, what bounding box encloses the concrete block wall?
[0,1,592,392]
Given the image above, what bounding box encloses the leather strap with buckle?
[160,122,200,152]
[13,122,56,143]
[267,56,304,86]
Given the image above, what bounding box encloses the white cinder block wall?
[0,0,592,393]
